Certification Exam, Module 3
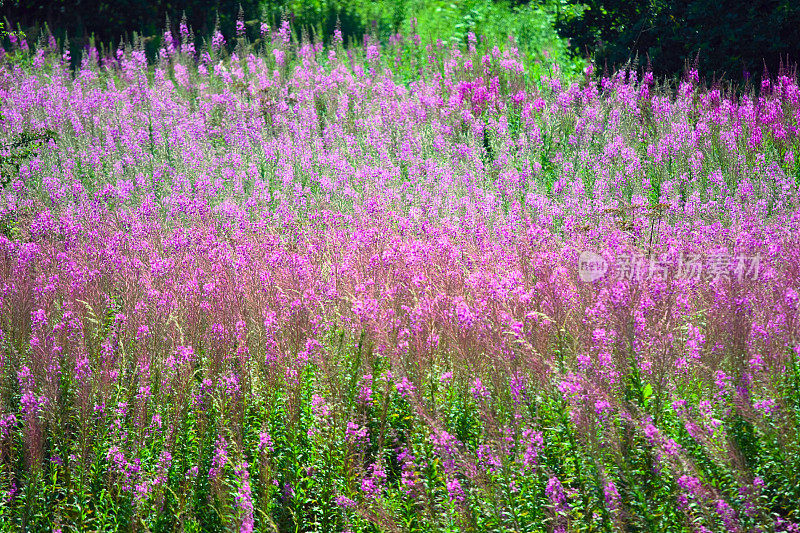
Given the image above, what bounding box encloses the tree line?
[3,0,799,82]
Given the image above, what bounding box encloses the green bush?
[404,0,584,77]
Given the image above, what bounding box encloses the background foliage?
[4,0,800,81]
[3,0,258,45]
[555,0,800,83]
[2,0,580,71]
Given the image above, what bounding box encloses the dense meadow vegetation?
[1,20,800,532]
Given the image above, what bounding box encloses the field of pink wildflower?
[0,21,799,532]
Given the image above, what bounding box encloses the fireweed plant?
[0,21,800,533]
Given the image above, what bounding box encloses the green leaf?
[643,383,653,400]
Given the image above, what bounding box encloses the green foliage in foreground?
[1,332,799,531]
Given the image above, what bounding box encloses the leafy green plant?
[0,130,57,189]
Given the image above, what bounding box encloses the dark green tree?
[2,0,260,51]
[557,0,800,82]
[2,0,373,59]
